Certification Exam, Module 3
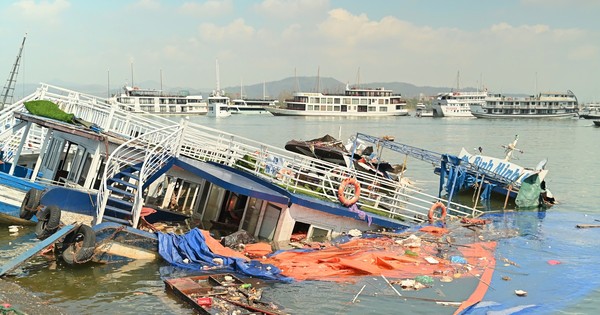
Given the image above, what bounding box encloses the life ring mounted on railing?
[338,177,361,207]
[428,201,447,224]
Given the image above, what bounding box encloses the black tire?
[35,205,61,240]
[61,224,96,265]
[19,188,43,220]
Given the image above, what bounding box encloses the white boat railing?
[178,121,483,223]
[96,124,182,227]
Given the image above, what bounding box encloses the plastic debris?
[515,289,527,297]
[414,275,434,285]
[451,256,468,264]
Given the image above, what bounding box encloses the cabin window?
[241,198,263,236]
[257,204,281,241]
[334,98,340,104]
[307,225,331,242]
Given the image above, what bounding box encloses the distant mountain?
[9,77,485,102]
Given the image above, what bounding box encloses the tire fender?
[35,205,62,240]
[19,188,43,220]
[61,224,97,265]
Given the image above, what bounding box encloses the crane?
[1,33,27,110]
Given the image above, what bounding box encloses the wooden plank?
[576,224,600,229]
[0,225,77,276]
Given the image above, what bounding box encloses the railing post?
[9,121,31,176]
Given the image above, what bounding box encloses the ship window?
[379,107,387,112]
[343,98,351,105]
[334,98,340,104]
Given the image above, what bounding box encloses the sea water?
[1,114,600,314]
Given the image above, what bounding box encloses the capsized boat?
[1,84,484,272]
[284,134,406,180]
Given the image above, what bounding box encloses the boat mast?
[456,71,460,91]
[316,66,320,93]
[215,59,221,96]
[1,33,27,110]
[502,135,523,162]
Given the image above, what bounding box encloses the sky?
[1,0,599,101]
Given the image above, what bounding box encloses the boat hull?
[471,112,576,119]
[267,107,408,117]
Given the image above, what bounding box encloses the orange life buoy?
[428,201,447,224]
[338,177,361,207]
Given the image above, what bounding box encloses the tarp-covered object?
[157,228,292,282]
[515,173,543,208]
[24,100,75,123]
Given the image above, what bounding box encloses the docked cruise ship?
[430,91,487,117]
[470,91,578,119]
[229,98,277,115]
[267,85,408,117]
[110,85,207,115]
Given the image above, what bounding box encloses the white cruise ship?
[267,85,408,117]
[110,85,207,115]
[430,91,487,117]
[229,98,277,115]
[471,91,578,119]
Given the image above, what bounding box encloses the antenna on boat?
[160,69,163,92]
[107,68,110,98]
[240,77,244,99]
[502,135,523,162]
[1,33,27,110]
[130,60,134,87]
[315,66,321,93]
[356,67,361,88]
[456,70,460,91]
[215,59,221,96]
[294,67,300,92]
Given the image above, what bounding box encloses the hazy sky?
[1,0,599,101]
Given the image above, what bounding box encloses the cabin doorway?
[257,204,281,240]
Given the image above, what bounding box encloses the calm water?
[1,114,599,314]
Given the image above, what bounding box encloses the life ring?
[61,224,97,265]
[35,205,62,240]
[19,188,42,220]
[428,201,447,224]
[338,177,361,207]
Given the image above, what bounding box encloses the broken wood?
[576,224,600,229]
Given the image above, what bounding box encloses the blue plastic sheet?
[157,228,292,282]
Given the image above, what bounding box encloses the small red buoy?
[547,260,561,265]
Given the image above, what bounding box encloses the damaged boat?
[0,83,483,272]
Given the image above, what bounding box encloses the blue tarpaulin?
[157,228,293,283]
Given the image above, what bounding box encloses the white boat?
[266,84,408,117]
[110,85,207,115]
[471,91,578,119]
[229,81,277,115]
[415,103,434,117]
[431,91,487,117]
[229,98,276,115]
[207,92,231,118]
[207,59,231,118]
[578,103,600,119]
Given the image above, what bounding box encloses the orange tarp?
[258,237,496,283]
[200,230,249,261]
